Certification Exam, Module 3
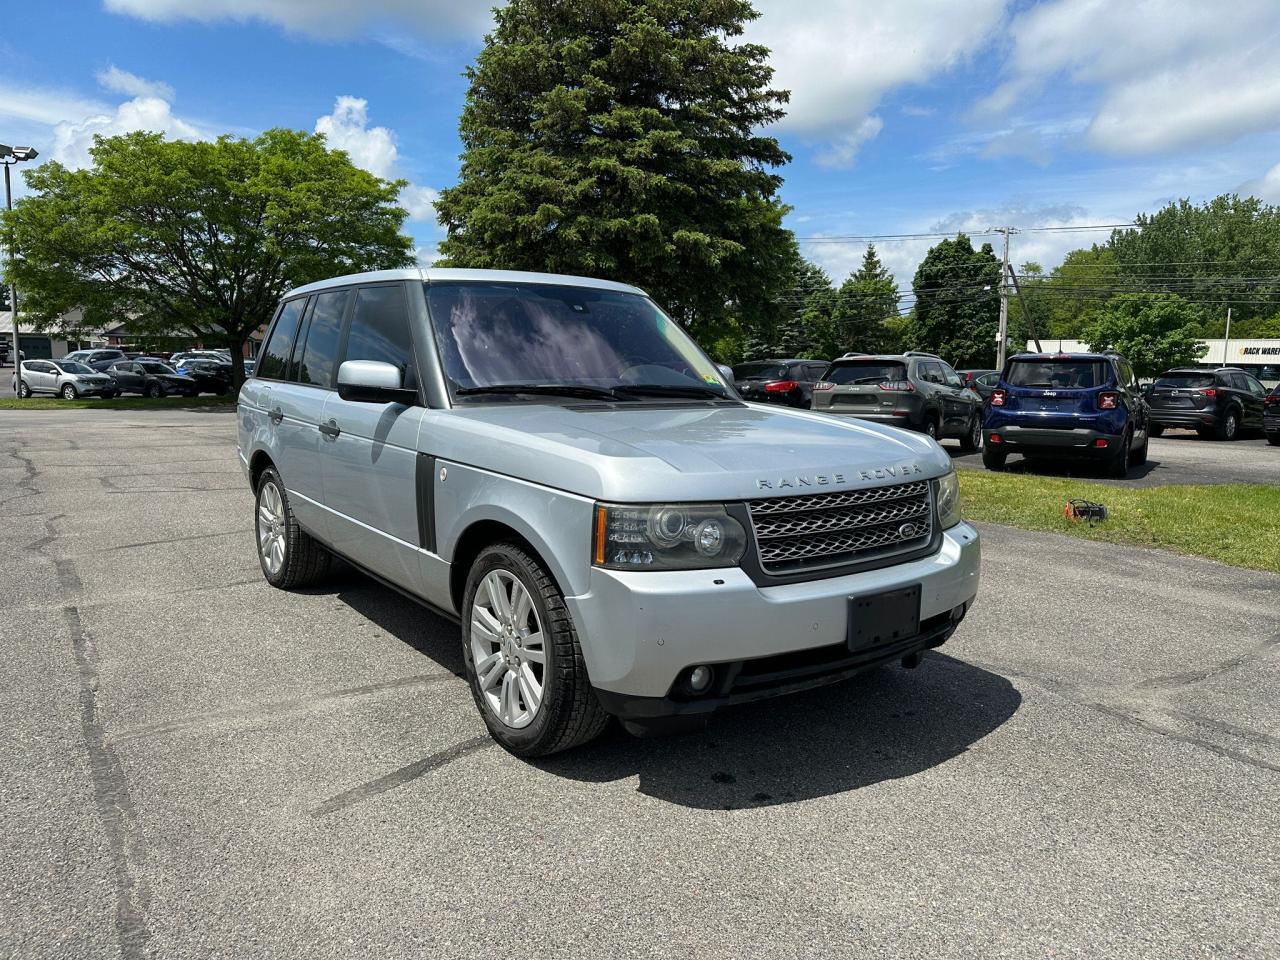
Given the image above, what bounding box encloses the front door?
[320,283,425,589]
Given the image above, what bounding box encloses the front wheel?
[61,384,78,400]
[254,467,331,589]
[145,382,163,398]
[982,445,1007,471]
[960,414,982,452]
[462,542,609,757]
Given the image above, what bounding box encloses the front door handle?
[268,407,283,424]
[318,419,341,439]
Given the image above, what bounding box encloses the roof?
[1009,351,1118,361]
[285,267,648,299]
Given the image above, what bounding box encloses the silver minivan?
[238,269,980,756]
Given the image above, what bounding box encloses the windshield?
[57,362,95,375]
[1006,359,1110,389]
[1153,373,1214,389]
[732,362,789,381]
[140,362,177,375]
[425,282,730,401]
[824,360,906,385]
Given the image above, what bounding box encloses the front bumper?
[984,424,1121,456]
[566,522,980,714]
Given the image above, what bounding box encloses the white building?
[1025,338,1280,384]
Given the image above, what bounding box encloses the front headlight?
[934,469,961,530]
[594,503,747,570]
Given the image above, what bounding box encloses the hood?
[427,400,951,502]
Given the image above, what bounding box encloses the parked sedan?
[174,358,233,394]
[730,359,829,408]
[106,360,199,397]
[14,359,119,399]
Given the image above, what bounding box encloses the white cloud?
[0,85,109,127]
[96,66,174,102]
[747,0,1007,165]
[981,0,1280,154]
[104,0,490,39]
[52,96,207,169]
[313,96,439,223]
[1239,162,1280,203]
[815,115,883,168]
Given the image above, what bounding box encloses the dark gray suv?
[812,352,983,449]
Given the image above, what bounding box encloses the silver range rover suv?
[238,269,981,757]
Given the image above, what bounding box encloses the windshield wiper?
[611,384,732,400]
[455,383,627,401]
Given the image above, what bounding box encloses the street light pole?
[1,144,39,373]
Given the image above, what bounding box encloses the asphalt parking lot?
[2,406,1279,959]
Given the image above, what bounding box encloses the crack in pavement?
[112,673,458,744]
[311,736,494,819]
[1133,634,1280,691]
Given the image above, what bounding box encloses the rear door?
[1238,373,1267,427]
[29,361,56,393]
[938,360,976,430]
[320,282,425,588]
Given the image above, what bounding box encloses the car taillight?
[1099,392,1119,409]
[990,388,1006,406]
[1199,388,1217,398]
[764,380,799,393]
[813,381,834,391]
[1265,393,1279,406]
[878,380,915,392]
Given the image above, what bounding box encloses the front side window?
[299,289,350,387]
[344,285,416,390]
[258,298,307,381]
[427,282,728,401]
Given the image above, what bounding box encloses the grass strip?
[960,471,1280,575]
[0,395,236,411]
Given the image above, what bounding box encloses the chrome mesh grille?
[748,479,933,572]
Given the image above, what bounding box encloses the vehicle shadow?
[536,652,1020,809]
[993,455,1162,481]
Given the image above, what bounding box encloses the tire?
[1129,429,1149,466]
[16,380,31,399]
[145,382,163,398]
[61,383,78,400]
[923,416,940,441]
[1268,433,1280,447]
[254,467,331,589]
[982,446,1007,471]
[1149,424,1164,438]
[959,414,982,452]
[461,542,609,758]
[1214,409,1239,441]
[1106,429,1131,478]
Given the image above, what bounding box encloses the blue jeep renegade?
[982,351,1150,478]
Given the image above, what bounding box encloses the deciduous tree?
[1081,293,1207,377]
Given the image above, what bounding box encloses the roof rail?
[902,350,941,359]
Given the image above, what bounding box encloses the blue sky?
[3,0,1280,289]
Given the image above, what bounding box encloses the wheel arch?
[248,449,275,491]
[448,516,559,616]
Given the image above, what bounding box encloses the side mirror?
[716,363,735,386]
[336,360,418,404]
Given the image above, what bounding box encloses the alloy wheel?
[970,417,982,449]
[256,481,286,576]
[1226,414,1237,439]
[470,570,546,729]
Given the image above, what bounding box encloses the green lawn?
[0,394,236,411]
[960,471,1280,575]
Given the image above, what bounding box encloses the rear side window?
[1006,360,1110,389]
[825,360,907,385]
[258,298,307,381]
[342,285,416,391]
[297,289,350,387]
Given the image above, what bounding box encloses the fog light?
[688,665,713,693]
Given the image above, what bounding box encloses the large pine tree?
[435,0,795,342]
[832,244,899,354]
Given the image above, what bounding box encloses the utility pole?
[993,226,1018,368]
[1,144,40,371]
[1223,307,1233,366]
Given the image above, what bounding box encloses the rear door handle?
[268,407,283,424]
[318,419,341,438]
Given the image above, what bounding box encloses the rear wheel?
[61,383,78,400]
[1215,409,1239,441]
[960,414,982,452]
[254,467,331,589]
[982,446,1007,471]
[1268,433,1280,447]
[923,416,940,441]
[16,380,31,399]
[462,542,609,757]
[1106,429,1131,478]
[1129,429,1149,466]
